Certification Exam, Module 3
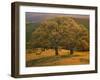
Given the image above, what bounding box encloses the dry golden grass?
[26,49,89,67]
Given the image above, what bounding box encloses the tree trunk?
[55,47,59,56]
[70,49,74,55]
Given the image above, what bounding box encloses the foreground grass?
[26,49,89,67]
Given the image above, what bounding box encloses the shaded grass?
[26,55,80,67]
[79,58,89,63]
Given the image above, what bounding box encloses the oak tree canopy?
[30,16,89,55]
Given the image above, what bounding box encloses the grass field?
[26,49,89,67]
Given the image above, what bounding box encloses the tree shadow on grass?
[26,54,80,67]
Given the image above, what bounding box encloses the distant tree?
[31,16,89,55]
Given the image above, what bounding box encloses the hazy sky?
[26,12,89,23]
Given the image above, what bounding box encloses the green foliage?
[26,23,39,42]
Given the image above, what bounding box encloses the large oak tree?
[31,16,89,55]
